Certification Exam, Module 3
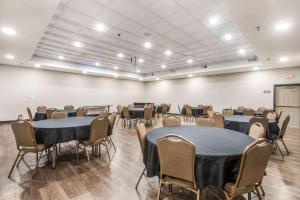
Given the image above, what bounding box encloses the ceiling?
[0,0,299,81]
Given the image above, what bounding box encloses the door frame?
[273,83,300,110]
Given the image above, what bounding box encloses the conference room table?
[181,107,203,117]
[233,110,263,117]
[33,109,77,121]
[224,115,280,139]
[144,125,254,189]
[32,116,112,167]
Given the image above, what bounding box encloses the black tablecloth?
[32,117,112,145]
[144,125,254,189]
[33,109,77,121]
[224,115,279,140]
[128,108,144,118]
[181,107,203,117]
[233,110,263,117]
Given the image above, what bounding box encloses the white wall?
[0,64,146,121]
[145,67,300,113]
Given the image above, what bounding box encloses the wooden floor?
[0,116,299,200]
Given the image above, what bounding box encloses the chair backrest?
[144,107,153,119]
[222,108,233,116]
[89,117,109,143]
[249,123,266,139]
[64,105,74,110]
[76,107,86,117]
[27,107,33,121]
[266,111,277,120]
[136,120,147,153]
[207,105,213,111]
[162,104,168,114]
[11,120,37,148]
[249,117,268,135]
[257,107,267,112]
[207,110,214,119]
[108,112,116,133]
[51,111,68,119]
[46,108,57,119]
[262,110,271,118]
[167,103,171,112]
[213,112,224,128]
[178,105,181,113]
[122,106,130,118]
[37,105,47,112]
[117,105,123,114]
[237,106,246,111]
[203,106,209,115]
[279,115,290,138]
[243,108,255,116]
[128,104,134,109]
[233,139,272,193]
[276,110,283,123]
[195,117,215,127]
[162,115,181,127]
[99,110,109,118]
[185,105,192,115]
[157,134,196,185]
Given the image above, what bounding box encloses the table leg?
[52,145,56,169]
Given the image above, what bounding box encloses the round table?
[233,110,263,117]
[224,115,279,140]
[144,125,254,189]
[128,108,144,118]
[33,109,77,121]
[181,107,203,117]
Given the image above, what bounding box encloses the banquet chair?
[222,108,234,116]
[76,107,86,117]
[100,110,109,118]
[46,108,57,119]
[266,111,277,121]
[262,110,271,118]
[77,117,111,168]
[135,121,148,190]
[207,110,214,119]
[108,112,117,151]
[143,107,156,127]
[249,117,268,136]
[237,106,246,111]
[213,112,225,128]
[257,107,267,112]
[64,105,74,110]
[51,111,68,119]
[162,115,181,127]
[37,105,47,112]
[211,139,272,200]
[276,110,282,123]
[156,134,200,200]
[207,104,213,111]
[270,115,290,158]
[27,107,33,121]
[122,106,135,128]
[243,108,255,116]
[249,123,266,139]
[185,105,193,121]
[116,105,123,125]
[9,120,50,178]
[128,104,134,109]
[202,105,210,117]
[195,117,215,127]
[178,105,181,114]
[161,104,169,118]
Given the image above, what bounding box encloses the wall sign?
[263,90,271,94]
[283,73,295,80]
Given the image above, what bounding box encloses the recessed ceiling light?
[34,64,41,68]
[156,78,160,81]
[95,22,107,32]
[253,66,259,71]
[224,33,233,41]
[1,27,16,36]
[138,58,144,63]
[73,41,84,47]
[188,74,193,78]
[136,69,141,73]
[161,64,167,69]
[117,53,124,58]
[238,49,246,55]
[275,22,290,32]
[82,70,87,74]
[114,66,119,70]
[279,56,289,62]
[208,17,219,26]
[5,54,15,59]
[165,50,172,56]
[187,59,194,64]
[95,62,100,66]
[58,55,65,60]
[144,41,152,49]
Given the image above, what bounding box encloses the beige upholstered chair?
[207,110,214,119]
[77,117,111,168]
[202,105,210,116]
[262,110,271,118]
[207,104,213,111]
[37,105,47,112]
[276,110,283,123]
[51,111,68,119]
[9,120,49,178]
[237,106,246,111]
[266,111,277,120]
[27,107,33,121]
[162,115,181,127]
[185,105,193,121]
[116,105,123,125]
[161,103,169,117]
[272,115,290,158]
[213,112,224,128]
[156,134,200,200]
[99,110,109,118]
[243,108,255,116]
[46,108,57,119]
[257,107,267,112]
[76,107,86,117]
[108,113,117,151]
[249,117,268,134]
[195,117,215,127]
[222,108,234,116]
[122,106,135,127]
[212,139,272,200]
[64,105,74,110]
[135,121,147,190]
[128,104,134,109]
[143,107,156,126]
[249,123,266,139]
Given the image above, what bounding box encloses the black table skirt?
[224,115,279,140]
[181,107,203,117]
[32,117,112,145]
[34,110,77,121]
[121,108,155,119]
[144,125,254,189]
[233,110,263,117]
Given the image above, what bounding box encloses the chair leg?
[116,117,120,125]
[85,147,91,169]
[8,151,21,178]
[108,136,116,152]
[248,192,251,200]
[281,140,290,155]
[105,141,111,161]
[259,184,265,196]
[156,179,162,200]
[135,167,146,190]
[255,186,263,200]
[32,151,44,177]
[196,189,200,200]
[275,141,285,158]
[16,152,26,167]
[76,142,80,161]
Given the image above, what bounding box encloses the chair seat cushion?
[21,144,47,152]
[224,182,255,197]
[163,176,195,190]
[79,138,106,146]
